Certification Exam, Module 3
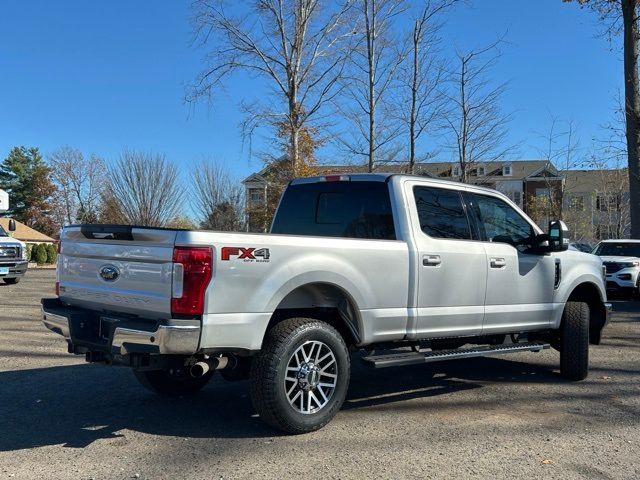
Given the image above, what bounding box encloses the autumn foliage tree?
[247,114,331,231]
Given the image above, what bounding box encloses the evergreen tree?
[0,147,57,235]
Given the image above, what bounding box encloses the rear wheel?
[560,301,590,381]
[133,368,214,396]
[250,318,350,434]
[3,277,20,285]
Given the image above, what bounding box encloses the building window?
[567,195,584,212]
[512,191,521,206]
[503,164,512,176]
[596,193,620,212]
[535,188,551,199]
[452,165,461,177]
[249,189,265,206]
[476,165,486,176]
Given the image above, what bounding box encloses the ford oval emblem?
[99,265,120,282]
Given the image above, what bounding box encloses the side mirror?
[548,220,569,252]
[8,219,16,232]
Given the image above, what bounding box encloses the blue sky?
[0,1,623,181]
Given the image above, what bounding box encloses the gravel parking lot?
[1,269,639,480]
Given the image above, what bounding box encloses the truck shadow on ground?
[0,354,572,452]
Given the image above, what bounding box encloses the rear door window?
[271,181,396,240]
[413,186,472,240]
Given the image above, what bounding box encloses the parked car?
[593,239,640,298]
[0,219,28,284]
[42,174,610,433]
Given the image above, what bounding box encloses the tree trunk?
[409,21,418,174]
[289,91,299,177]
[290,125,299,177]
[623,0,640,238]
[366,0,376,173]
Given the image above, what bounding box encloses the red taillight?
[55,281,60,297]
[171,246,213,316]
[56,241,61,254]
[323,175,350,182]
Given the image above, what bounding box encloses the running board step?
[362,342,550,369]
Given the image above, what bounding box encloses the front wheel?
[133,368,214,396]
[560,301,590,380]
[250,318,350,434]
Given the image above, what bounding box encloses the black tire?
[250,318,350,434]
[560,301,590,381]
[133,368,214,396]
[3,277,20,285]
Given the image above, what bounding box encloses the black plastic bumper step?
[362,341,550,368]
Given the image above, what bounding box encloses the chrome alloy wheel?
[284,340,338,414]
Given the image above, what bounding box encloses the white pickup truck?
[42,174,610,433]
[0,220,28,284]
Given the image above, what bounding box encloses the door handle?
[423,255,441,266]
[490,257,506,268]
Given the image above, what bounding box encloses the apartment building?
[242,160,629,241]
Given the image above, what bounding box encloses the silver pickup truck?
[42,174,610,433]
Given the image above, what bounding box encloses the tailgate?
[58,225,180,318]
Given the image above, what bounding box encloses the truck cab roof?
[290,172,513,200]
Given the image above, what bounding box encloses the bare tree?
[532,115,585,220]
[564,0,640,238]
[399,0,456,173]
[338,0,408,171]
[589,95,632,239]
[442,39,515,183]
[108,150,184,227]
[49,146,107,225]
[191,160,245,231]
[189,0,353,176]
[597,92,628,164]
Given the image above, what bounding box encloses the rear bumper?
[41,298,201,356]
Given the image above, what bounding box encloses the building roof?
[0,218,55,243]
[242,160,558,185]
[564,169,628,193]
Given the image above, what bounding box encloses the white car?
[42,174,611,433]
[593,239,640,298]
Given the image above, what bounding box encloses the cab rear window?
[271,181,396,240]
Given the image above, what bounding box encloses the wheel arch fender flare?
[263,273,367,345]
[555,276,608,344]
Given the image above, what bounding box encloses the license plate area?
[0,267,9,275]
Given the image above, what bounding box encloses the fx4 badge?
[221,247,270,263]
